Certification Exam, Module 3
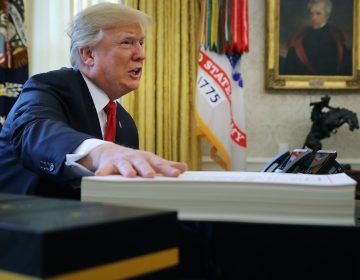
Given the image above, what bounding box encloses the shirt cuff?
[65,138,109,177]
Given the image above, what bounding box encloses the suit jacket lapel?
[75,70,103,139]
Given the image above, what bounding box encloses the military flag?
[196,0,249,170]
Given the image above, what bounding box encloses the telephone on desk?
[261,148,344,174]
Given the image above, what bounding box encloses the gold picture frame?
[265,0,360,90]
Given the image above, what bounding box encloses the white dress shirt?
[65,73,116,175]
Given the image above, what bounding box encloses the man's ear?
[79,47,95,66]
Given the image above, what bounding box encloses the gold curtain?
[123,0,201,170]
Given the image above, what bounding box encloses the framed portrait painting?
[265,0,360,90]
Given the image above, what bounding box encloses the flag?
[0,0,28,130]
[196,0,249,171]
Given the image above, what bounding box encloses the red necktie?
[104,101,116,142]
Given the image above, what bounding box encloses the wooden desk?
[81,173,359,279]
[181,203,360,279]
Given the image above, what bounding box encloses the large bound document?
[81,171,356,226]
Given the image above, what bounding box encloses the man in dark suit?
[0,3,187,199]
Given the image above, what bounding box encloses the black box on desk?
[0,194,178,279]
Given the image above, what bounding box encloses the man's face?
[309,3,328,29]
[89,23,145,100]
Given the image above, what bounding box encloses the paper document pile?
[81,171,356,226]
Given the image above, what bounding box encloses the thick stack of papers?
[81,171,356,226]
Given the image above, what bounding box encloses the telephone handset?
[260,150,290,172]
[274,148,314,173]
[262,149,343,174]
[301,150,343,174]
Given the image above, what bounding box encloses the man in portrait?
[282,0,352,76]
